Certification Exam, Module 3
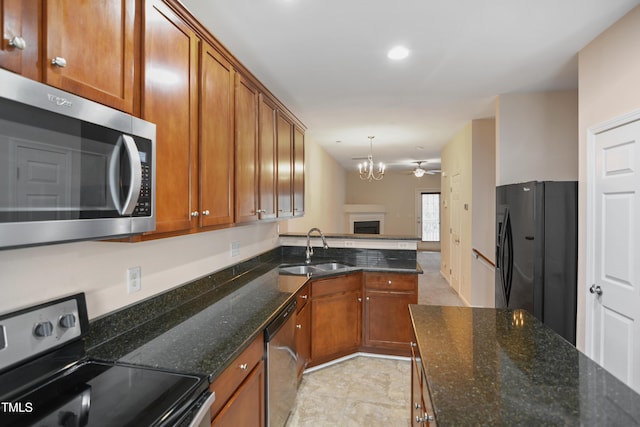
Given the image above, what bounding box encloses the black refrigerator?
[495,181,578,344]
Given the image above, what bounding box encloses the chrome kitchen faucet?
[305,228,329,264]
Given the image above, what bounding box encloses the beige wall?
[471,119,497,307]
[576,5,640,351]
[346,170,441,241]
[283,136,347,233]
[0,223,280,319]
[441,119,496,307]
[497,90,578,186]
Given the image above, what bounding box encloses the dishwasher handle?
[265,300,297,342]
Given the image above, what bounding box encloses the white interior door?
[450,174,461,294]
[588,118,640,393]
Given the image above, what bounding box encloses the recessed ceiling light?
[388,45,410,60]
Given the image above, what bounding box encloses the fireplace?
[354,220,380,234]
[344,204,385,234]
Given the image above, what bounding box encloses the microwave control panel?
[133,157,152,217]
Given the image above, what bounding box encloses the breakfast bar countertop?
[409,305,640,426]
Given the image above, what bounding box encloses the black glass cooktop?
[1,361,204,427]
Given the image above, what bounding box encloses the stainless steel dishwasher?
[265,299,298,427]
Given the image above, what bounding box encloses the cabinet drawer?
[296,284,310,313]
[209,333,264,418]
[312,273,362,298]
[365,272,417,291]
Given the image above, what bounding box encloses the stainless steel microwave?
[0,68,156,249]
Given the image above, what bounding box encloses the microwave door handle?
[118,134,143,216]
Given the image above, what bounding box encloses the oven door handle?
[109,134,142,216]
[188,391,216,427]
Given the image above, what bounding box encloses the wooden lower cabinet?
[211,360,265,426]
[209,334,265,426]
[411,333,436,426]
[307,271,418,367]
[309,273,362,366]
[363,272,418,356]
[295,285,311,380]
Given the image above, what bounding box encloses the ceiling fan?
[411,161,440,177]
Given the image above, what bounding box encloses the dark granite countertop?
[88,261,308,381]
[86,246,420,384]
[409,305,640,425]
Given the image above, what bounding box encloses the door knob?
[589,284,603,296]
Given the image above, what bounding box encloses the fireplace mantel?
[343,204,386,234]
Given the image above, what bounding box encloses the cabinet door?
[44,0,136,113]
[276,112,293,218]
[411,338,424,425]
[311,275,362,363]
[295,300,310,379]
[364,291,415,352]
[211,360,265,427]
[258,94,277,220]
[142,0,199,234]
[293,125,305,217]
[235,73,259,223]
[0,0,39,80]
[200,43,234,227]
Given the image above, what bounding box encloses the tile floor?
[287,251,464,426]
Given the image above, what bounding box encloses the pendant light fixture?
[358,136,385,181]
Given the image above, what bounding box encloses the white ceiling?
[180,0,639,172]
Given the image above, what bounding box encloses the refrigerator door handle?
[503,211,514,305]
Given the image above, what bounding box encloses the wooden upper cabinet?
[258,94,277,220]
[293,125,305,217]
[0,0,40,80]
[200,43,234,227]
[44,0,137,113]
[234,73,259,223]
[276,112,293,218]
[142,0,199,235]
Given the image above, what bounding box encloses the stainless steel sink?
[279,265,318,275]
[312,262,351,271]
[279,262,352,276]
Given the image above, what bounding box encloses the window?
[421,193,440,242]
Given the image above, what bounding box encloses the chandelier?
[358,136,385,181]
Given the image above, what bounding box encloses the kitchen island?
[409,305,640,425]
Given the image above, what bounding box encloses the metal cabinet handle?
[414,402,422,410]
[51,57,67,68]
[410,342,417,348]
[296,324,302,329]
[202,210,210,216]
[239,363,248,371]
[589,284,603,296]
[357,297,362,302]
[366,296,370,301]
[8,36,26,50]
[191,211,199,217]
[256,209,266,214]
[388,280,392,285]
[300,294,308,300]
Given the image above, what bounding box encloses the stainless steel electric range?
[0,293,213,427]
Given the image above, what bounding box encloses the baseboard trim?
[303,352,411,375]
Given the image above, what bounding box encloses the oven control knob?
[59,314,77,329]
[33,321,54,338]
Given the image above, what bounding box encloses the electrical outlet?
[231,241,240,257]
[127,267,141,294]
